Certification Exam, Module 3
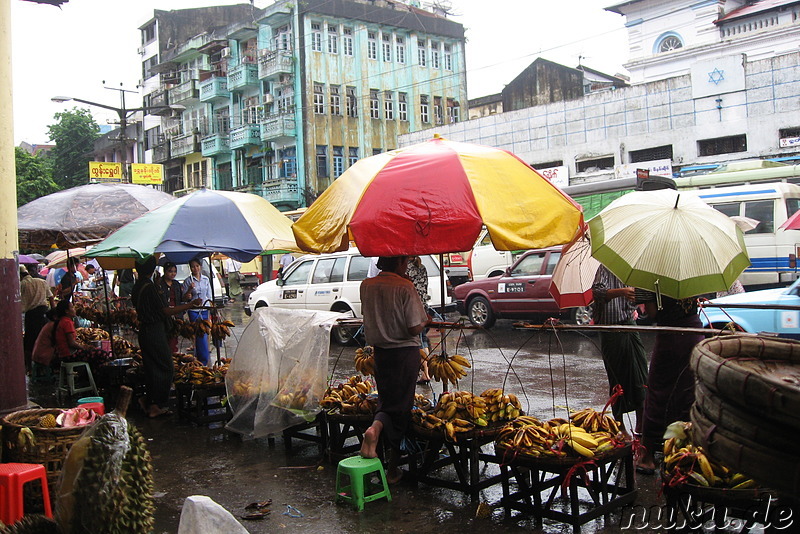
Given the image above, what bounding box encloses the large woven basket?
[693,381,795,455]
[690,403,800,496]
[1,408,87,492]
[691,336,800,431]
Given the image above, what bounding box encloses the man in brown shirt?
[359,256,429,484]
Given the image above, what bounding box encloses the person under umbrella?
[590,264,647,441]
[157,262,190,354]
[182,258,213,366]
[56,257,83,301]
[20,265,53,372]
[132,256,201,418]
[359,256,431,484]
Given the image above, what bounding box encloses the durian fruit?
[1,514,62,534]
[57,387,154,534]
[64,414,154,534]
[39,413,57,428]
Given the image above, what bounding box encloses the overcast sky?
[10,0,628,144]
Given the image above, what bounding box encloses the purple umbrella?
[18,254,40,265]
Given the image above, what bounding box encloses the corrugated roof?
[716,0,800,23]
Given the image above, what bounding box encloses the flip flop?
[241,511,270,520]
[245,500,272,510]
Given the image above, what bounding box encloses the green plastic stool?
[335,456,391,511]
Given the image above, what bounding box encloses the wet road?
[31,295,667,533]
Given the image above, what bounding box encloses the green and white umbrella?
[587,189,750,300]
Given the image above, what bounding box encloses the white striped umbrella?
[588,189,750,299]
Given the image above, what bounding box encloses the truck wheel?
[467,296,496,328]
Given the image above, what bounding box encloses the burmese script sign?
[89,161,123,183]
[131,163,164,185]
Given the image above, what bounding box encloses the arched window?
[654,32,684,53]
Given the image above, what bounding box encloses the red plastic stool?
[0,463,53,525]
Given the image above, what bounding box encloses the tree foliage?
[15,147,58,207]
[46,107,100,190]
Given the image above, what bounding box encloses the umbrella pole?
[438,254,448,358]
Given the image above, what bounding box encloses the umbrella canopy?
[18,183,175,248]
[18,254,40,265]
[86,188,298,269]
[548,228,601,308]
[780,210,800,230]
[292,135,583,256]
[45,247,88,268]
[588,189,750,299]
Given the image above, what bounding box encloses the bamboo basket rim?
[2,408,86,435]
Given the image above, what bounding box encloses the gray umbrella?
[18,183,174,248]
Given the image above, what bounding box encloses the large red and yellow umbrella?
[293,135,583,256]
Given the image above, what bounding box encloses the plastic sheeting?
[177,495,249,534]
[225,307,346,439]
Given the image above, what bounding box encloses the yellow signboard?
[89,161,123,182]
[131,163,163,185]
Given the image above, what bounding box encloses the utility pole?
[52,94,184,183]
[0,0,29,414]
[104,83,139,183]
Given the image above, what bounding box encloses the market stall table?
[496,443,636,533]
[409,423,508,500]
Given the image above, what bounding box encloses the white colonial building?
[401,0,800,187]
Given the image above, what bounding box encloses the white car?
[469,227,526,280]
[246,250,453,344]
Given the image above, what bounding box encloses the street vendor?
[158,262,191,354]
[359,256,431,484]
[182,257,213,365]
[590,265,647,440]
[132,256,202,418]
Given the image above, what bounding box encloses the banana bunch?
[662,421,758,489]
[414,393,433,411]
[412,390,498,441]
[111,335,135,356]
[354,346,375,376]
[210,320,235,344]
[174,360,228,385]
[427,353,470,384]
[497,416,619,459]
[273,384,314,411]
[319,375,376,415]
[75,302,105,324]
[109,307,139,328]
[570,407,622,434]
[76,327,110,345]
[480,388,523,423]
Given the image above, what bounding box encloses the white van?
[468,228,526,281]
[245,249,452,344]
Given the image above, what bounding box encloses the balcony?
[263,179,300,207]
[146,89,171,115]
[230,124,261,149]
[199,76,229,103]
[170,80,199,105]
[237,166,263,189]
[201,134,230,157]
[258,50,292,80]
[151,142,170,163]
[227,62,259,91]
[260,114,296,143]
[171,132,199,158]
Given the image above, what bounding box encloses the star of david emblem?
[708,68,725,85]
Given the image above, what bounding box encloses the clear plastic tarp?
[225,307,346,438]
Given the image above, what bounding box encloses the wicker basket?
[691,336,800,431]
[694,381,796,455]
[690,403,800,496]
[1,408,87,492]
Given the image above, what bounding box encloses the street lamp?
[51,95,185,183]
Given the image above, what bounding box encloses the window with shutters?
[311,23,322,52]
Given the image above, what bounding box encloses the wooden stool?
[57,361,98,400]
[0,463,53,525]
[335,456,391,511]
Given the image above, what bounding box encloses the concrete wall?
[399,51,800,185]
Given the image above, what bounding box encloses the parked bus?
[685,183,800,288]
